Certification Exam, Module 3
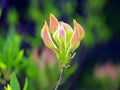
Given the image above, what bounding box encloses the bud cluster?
[41,14,85,67]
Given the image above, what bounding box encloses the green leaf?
[0,61,6,70]
[14,50,24,64]
[4,84,12,90]
[23,77,28,90]
[6,8,19,25]
[3,26,21,62]
[10,72,20,90]
[64,64,77,80]
[3,27,16,58]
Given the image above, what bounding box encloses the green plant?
[4,73,28,90]
[0,27,27,88]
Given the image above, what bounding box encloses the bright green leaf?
[10,72,20,90]
[15,50,24,64]
[3,27,21,62]
[0,61,6,70]
[4,84,12,90]
[23,77,28,90]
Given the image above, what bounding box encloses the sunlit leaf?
[4,84,12,90]
[14,50,24,64]
[10,73,20,90]
[0,61,6,70]
[23,77,28,90]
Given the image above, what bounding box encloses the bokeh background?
[0,0,120,90]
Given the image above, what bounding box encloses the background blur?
[0,0,120,90]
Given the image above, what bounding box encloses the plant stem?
[55,66,65,90]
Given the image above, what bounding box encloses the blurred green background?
[0,0,120,90]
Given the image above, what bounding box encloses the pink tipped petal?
[41,21,57,50]
[61,22,73,48]
[73,19,85,40]
[58,23,66,44]
[70,27,80,52]
[58,24,65,38]
[61,22,73,32]
[50,13,58,33]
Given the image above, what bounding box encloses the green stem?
[54,66,65,90]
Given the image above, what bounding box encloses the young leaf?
[4,84,12,90]
[10,72,20,90]
[0,61,6,70]
[23,77,28,90]
[3,26,21,60]
[14,50,24,64]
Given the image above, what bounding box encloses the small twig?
[55,66,65,90]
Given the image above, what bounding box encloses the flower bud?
[41,14,85,67]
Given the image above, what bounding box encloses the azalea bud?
[41,14,85,67]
